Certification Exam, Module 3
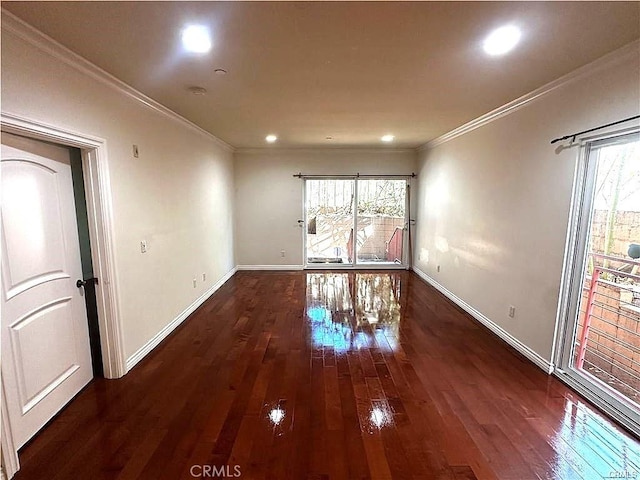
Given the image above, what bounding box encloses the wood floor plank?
[11,270,640,480]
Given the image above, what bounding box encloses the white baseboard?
[412,267,554,374]
[236,265,303,271]
[126,266,238,372]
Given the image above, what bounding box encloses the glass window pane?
[305,179,354,265]
[355,179,406,264]
[572,137,640,407]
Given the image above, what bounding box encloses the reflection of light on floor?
[549,397,640,479]
[370,408,387,428]
[307,306,328,322]
[353,331,373,350]
[307,305,353,352]
[366,401,394,432]
[268,407,285,426]
[306,273,402,354]
[384,335,399,351]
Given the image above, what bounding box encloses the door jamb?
[0,112,126,379]
[1,112,127,478]
[1,379,20,478]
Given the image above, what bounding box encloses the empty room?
[1,1,640,479]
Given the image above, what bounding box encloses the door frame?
[1,379,19,478]
[301,176,411,270]
[302,176,355,269]
[553,125,640,437]
[353,177,410,268]
[1,112,126,476]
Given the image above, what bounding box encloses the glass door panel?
[572,137,640,405]
[305,179,354,265]
[561,132,640,435]
[355,179,407,265]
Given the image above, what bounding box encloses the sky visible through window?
[594,139,640,211]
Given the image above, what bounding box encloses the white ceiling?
[3,1,640,149]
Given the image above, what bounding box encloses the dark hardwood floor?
[13,271,640,479]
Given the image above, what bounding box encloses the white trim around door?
[1,378,20,478]
[1,112,127,478]
[1,112,126,380]
[301,176,411,269]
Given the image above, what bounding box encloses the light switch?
[140,240,147,253]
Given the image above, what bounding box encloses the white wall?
[413,43,640,365]
[1,23,236,363]
[234,149,417,267]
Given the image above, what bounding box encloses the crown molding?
[418,39,640,152]
[1,10,235,153]
[235,146,417,155]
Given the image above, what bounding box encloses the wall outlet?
[193,278,197,288]
[281,250,286,258]
[140,240,147,253]
[508,305,516,318]
[202,273,206,282]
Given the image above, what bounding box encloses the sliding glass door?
[304,178,408,268]
[356,179,407,264]
[305,179,355,265]
[558,130,640,436]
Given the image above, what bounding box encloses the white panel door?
[1,136,93,449]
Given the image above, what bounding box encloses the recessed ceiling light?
[266,134,278,143]
[187,86,207,95]
[325,136,334,140]
[214,68,227,75]
[483,25,521,56]
[182,25,211,54]
[381,134,395,142]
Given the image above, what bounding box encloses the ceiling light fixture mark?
[266,134,278,143]
[381,134,395,143]
[187,86,207,95]
[214,68,228,75]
